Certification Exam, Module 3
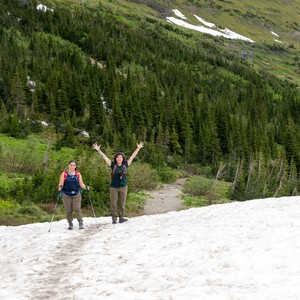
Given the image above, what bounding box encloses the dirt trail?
[143,178,187,215]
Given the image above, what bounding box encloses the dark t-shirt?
[110,162,128,188]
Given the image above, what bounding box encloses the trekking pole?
[48,192,62,232]
[87,186,99,228]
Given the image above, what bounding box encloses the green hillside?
[1,0,300,214]
[51,0,300,84]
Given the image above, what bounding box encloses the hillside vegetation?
[1,0,300,222]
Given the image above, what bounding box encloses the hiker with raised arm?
[58,160,89,230]
[92,142,144,224]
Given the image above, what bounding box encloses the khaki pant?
[62,192,83,224]
[110,186,128,219]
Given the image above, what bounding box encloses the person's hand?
[137,142,144,149]
[92,142,100,151]
[85,185,89,191]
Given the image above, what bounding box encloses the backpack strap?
[64,170,80,182]
[111,164,117,180]
[64,170,68,182]
[111,164,127,180]
[75,170,80,179]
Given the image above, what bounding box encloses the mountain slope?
[1,0,300,203]
[50,0,300,84]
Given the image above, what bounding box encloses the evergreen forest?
[1,0,300,210]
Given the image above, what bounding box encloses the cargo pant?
[110,186,128,220]
[62,192,83,224]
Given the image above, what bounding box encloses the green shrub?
[182,195,210,207]
[0,173,26,200]
[128,163,159,191]
[0,137,43,173]
[156,166,181,184]
[16,205,43,217]
[126,192,147,216]
[182,176,214,196]
[0,198,19,209]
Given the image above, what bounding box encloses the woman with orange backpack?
[92,142,144,224]
[58,160,89,230]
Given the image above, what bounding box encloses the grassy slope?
[0,131,230,225]
[50,0,300,48]
[48,0,300,84]
[2,1,299,224]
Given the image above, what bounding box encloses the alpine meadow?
[1,0,300,224]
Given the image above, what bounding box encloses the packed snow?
[274,39,283,44]
[1,196,300,299]
[167,9,254,43]
[271,31,279,37]
[169,9,284,44]
[173,9,187,20]
[36,4,53,13]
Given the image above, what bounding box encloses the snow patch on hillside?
[37,4,53,12]
[168,9,255,43]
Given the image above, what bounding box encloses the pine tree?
[10,71,26,118]
[62,121,76,148]
[169,127,182,155]
[284,116,300,167]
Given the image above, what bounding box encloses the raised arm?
[92,142,111,166]
[127,142,144,166]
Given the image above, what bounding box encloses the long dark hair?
[113,152,126,164]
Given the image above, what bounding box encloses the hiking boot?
[112,217,117,224]
[68,223,73,230]
[79,223,84,229]
[119,217,128,223]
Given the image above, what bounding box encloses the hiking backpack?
[111,164,127,180]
